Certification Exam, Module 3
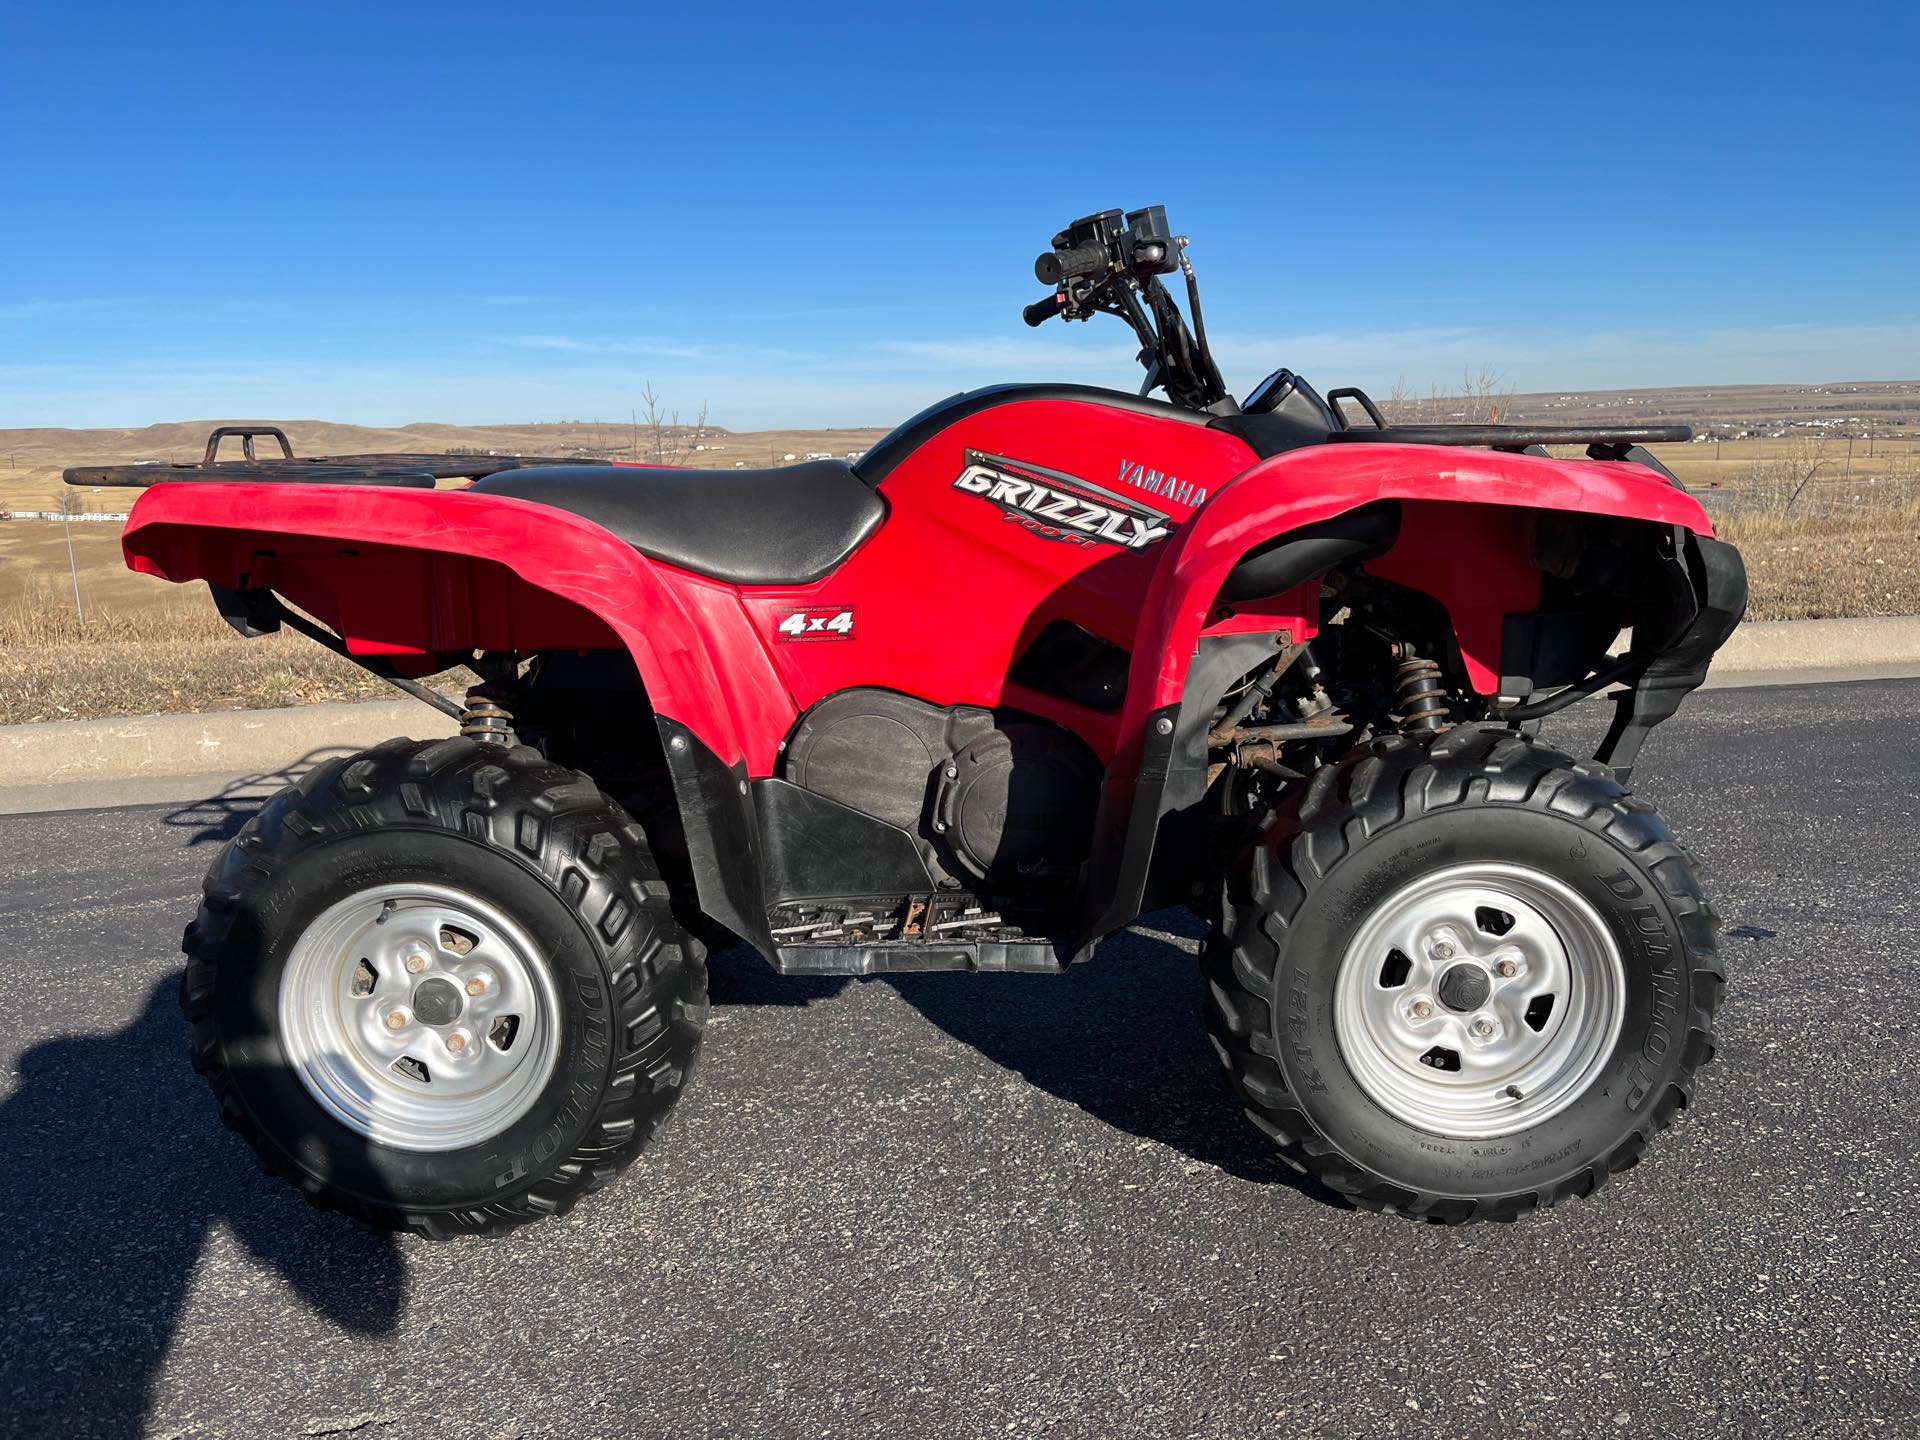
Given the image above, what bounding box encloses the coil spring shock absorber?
[1393,653,1451,733]
[459,688,514,746]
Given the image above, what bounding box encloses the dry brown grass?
[0,585,463,726]
[3,501,1900,727]
[1695,441,1920,621]
[4,504,1914,725]
[3,405,1918,725]
[1714,504,1920,622]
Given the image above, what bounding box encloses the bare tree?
[56,487,85,625]
[637,384,712,467]
[1383,367,1514,426]
[1459,364,1514,424]
[1736,433,1832,515]
[1781,433,1831,513]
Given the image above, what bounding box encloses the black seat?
[470,461,886,586]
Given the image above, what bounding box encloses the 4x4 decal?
[774,605,856,641]
[952,449,1172,550]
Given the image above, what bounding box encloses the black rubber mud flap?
[1595,534,1747,780]
[1075,632,1283,957]
[653,715,777,960]
[1075,699,1183,959]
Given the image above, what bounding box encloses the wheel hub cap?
[1436,962,1490,1013]
[410,976,465,1026]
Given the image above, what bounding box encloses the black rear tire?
[181,737,707,1237]
[1203,727,1723,1222]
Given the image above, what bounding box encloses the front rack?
[1320,390,1692,457]
[64,424,611,489]
[1326,422,1693,457]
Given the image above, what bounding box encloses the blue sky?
[1,1,1914,430]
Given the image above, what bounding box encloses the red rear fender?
[121,482,792,766]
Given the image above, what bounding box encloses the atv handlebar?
[1026,205,1231,413]
[1023,295,1062,327]
[1034,243,1111,287]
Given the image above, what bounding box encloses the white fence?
[0,511,131,523]
[1690,474,1920,522]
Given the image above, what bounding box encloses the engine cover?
[782,689,1101,891]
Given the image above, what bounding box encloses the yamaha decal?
[1117,457,1206,506]
[952,450,1173,550]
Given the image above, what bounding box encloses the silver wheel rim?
[278,882,562,1153]
[1333,862,1625,1139]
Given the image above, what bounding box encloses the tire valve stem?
[1393,654,1452,734]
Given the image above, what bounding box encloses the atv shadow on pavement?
[886,914,1348,1202]
[0,975,406,1439]
[707,916,1348,1205]
[161,746,367,847]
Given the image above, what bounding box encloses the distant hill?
[0,419,891,515]
[1493,381,1919,439]
[4,380,1915,517]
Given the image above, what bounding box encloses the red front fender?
[121,482,791,767]
[1124,442,1715,727]
[1078,443,1717,952]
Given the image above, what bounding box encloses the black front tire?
[181,738,708,1237]
[1204,727,1723,1222]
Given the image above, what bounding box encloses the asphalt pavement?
[1,680,1916,1439]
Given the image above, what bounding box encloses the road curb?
[0,697,456,812]
[1706,615,1920,678]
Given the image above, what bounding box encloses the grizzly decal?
[952,449,1173,550]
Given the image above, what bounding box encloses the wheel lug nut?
[446,1032,468,1054]
[1495,958,1519,978]
[465,976,487,996]
[385,1010,408,1030]
[404,950,429,974]
[1472,1017,1496,1038]
[1431,940,1456,962]
[1410,999,1434,1020]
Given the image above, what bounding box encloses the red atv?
[93,207,1745,1234]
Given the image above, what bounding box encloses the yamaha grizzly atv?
[87,206,1746,1234]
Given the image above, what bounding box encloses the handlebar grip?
[1034,243,1109,287]
[1023,296,1062,327]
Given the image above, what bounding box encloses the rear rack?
[63,424,611,488]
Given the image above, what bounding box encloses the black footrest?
[769,896,1065,975]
